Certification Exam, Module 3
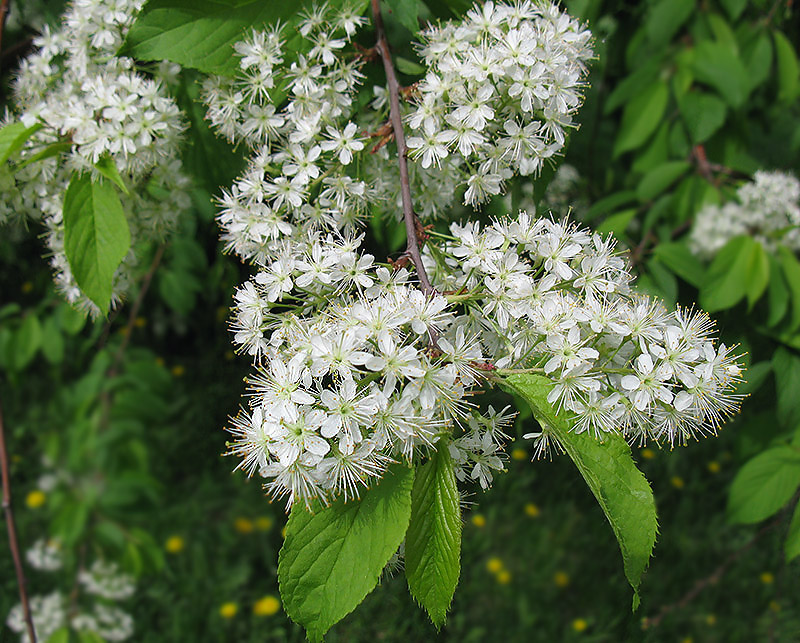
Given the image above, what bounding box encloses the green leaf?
[395,56,426,76]
[678,92,728,144]
[584,190,638,222]
[279,465,415,642]
[719,0,747,21]
[95,155,130,195]
[727,446,800,524]
[636,161,691,202]
[597,208,637,237]
[645,0,694,46]
[502,374,658,604]
[604,58,664,115]
[786,498,800,562]
[0,121,42,164]
[743,31,773,92]
[773,348,800,429]
[652,241,706,288]
[613,81,669,158]
[691,40,750,107]
[15,142,73,170]
[766,252,790,328]
[63,173,131,314]
[13,314,42,371]
[405,443,461,627]
[122,0,367,77]
[699,236,766,313]
[41,316,65,365]
[386,0,421,33]
[774,30,800,104]
[777,246,800,334]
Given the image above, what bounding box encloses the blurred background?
[1,0,800,641]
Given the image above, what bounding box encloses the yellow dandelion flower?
[486,557,504,573]
[496,570,511,584]
[25,490,46,509]
[253,595,281,617]
[234,517,254,534]
[524,503,540,518]
[760,572,774,584]
[471,514,486,528]
[255,516,273,531]
[165,536,185,553]
[553,571,570,588]
[572,618,588,632]
[219,603,238,619]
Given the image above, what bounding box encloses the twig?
[0,394,38,643]
[371,0,435,297]
[0,0,10,55]
[108,244,165,378]
[644,517,782,630]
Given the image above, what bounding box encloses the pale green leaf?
[63,173,131,314]
[0,121,42,164]
[727,446,800,524]
[774,30,800,104]
[405,443,461,627]
[278,465,414,642]
[502,374,658,604]
[699,236,764,312]
[95,155,130,195]
[613,81,669,157]
[636,161,691,202]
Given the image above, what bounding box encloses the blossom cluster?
[6,559,136,642]
[689,170,800,259]
[1,0,190,316]
[218,3,742,508]
[407,1,593,205]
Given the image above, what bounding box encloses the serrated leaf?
[95,155,130,195]
[636,161,690,202]
[727,446,800,524]
[405,443,461,627]
[122,0,367,77]
[502,374,658,604]
[63,173,131,314]
[774,30,800,104]
[786,498,800,562]
[678,92,728,144]
[0,121,42,164]
[773,348,800,429]
[613,81,669,158]
[278,465,414,642]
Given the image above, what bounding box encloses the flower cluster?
[690,170,800,259]
[407,1,593,206]
[203,4,376,262]
[1,0,190,316]
[6,560,135,642]
[429,214,743,448]
[26,538,63,572]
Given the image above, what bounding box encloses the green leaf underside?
[122,0,368,77]
[63,173,131,314]
[727,446,800,524]
[278,465,414,642]
[405,442,461,627]
[503,374,658,606]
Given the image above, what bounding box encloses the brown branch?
[371,0,435,297]
[0,394,38,643]
[644,517,782,630]
[0,0,10,55]
[108,244,165,378]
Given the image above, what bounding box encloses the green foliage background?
[2,0,800,641]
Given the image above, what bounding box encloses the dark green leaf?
[719,0,747,21]
[773,348,800,429]
[636,161,691,202]
[766,252,790,327]
[645,0,694,46]
[584,191,638,222]
[41,316,65,365]
[604,58,664,115]
[405,443,461,628]
[678,92,728,144]
[386,0,422,33]
[774,30,800,104]
[777,246,800,334]
[692,40,750,107]
[727,446,800,524]
[613,81,669,157]
[652,241,706,288]
[787,498,800,562]
[279,465,415,642]
[743,31,773,92]
[63,173,131,314]
[699,236,764,313]
[13,314,42,371]
[502,374,658,605]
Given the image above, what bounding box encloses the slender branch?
[0,394,38,643]
[108,244,165,378]
[370,0,434,297]
[0,0,10,55]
